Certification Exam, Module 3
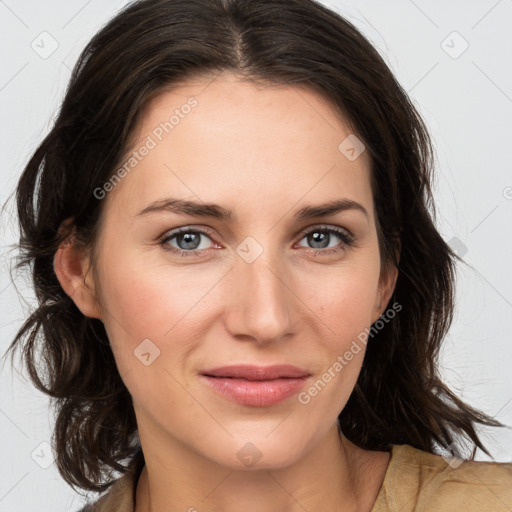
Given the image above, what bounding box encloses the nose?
[223,250,296,346]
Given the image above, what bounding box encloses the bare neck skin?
[134,423,390,512]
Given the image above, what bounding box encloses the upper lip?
[201,364,311,380]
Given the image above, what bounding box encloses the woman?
[4,0,511,510]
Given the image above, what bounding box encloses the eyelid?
[296,223,353,240]
[159,223,355,257]
[158,225,220,252]
[160,223,353,242]
[162,225,217,239]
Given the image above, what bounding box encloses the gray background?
[1,0,511,510]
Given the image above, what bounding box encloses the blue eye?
[296,226,354,253]
[159,225,354,258]
[160,228,215,256]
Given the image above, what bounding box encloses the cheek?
[297,259,380,389]
[97,237,380,394]
[97,261,213,414]
[97,251,224,368]
[100,244,381,352]
[301,260,380,335]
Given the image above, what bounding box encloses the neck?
[134,423,390,512]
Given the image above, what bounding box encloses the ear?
[53,229,103,320]
[371,253,399,324]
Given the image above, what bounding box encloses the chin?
[199,434,310,471]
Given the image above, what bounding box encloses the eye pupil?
[163,226,349,257]
[178,232,201,250]
[308,231,329,249]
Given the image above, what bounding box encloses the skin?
[54,72,398,512]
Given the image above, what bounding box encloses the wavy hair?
[3,0,505,494]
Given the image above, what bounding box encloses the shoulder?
[372,443,512,512]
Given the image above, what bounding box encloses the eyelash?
[158,225,355,258]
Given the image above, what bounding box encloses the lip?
[199,365,311,407]
[200,364,310,380]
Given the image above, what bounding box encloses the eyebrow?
[136,197,369,221]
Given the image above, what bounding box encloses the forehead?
[139,72,358,151]
[106,72,373,221]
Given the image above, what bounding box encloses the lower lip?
[200,375,310,407]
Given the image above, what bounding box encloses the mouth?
[199,365,311,407]
[200,364,311,381]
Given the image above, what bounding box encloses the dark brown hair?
[3,0,506,495]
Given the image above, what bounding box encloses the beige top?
[79,444,512,511]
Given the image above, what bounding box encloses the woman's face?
[85,72,396,469]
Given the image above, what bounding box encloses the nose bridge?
[225,242,294,344]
